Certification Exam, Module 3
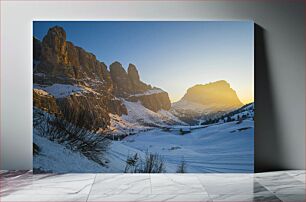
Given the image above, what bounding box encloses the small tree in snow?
[227,116,233,122]
[176,159,187,173]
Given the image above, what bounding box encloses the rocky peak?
[110,62,128,77]
[41,26,68,65]
[43,26,66,47]
[109,62,133,97]
[127,63,151,92]
[128,63,140,82]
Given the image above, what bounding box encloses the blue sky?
[34,21,254,103]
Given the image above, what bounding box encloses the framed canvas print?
[33,21,254,173]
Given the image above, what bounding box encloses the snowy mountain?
[33,130,106,173]
[171,80,244,124]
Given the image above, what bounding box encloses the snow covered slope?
[33,108,253,173]
[201,102,254,125]
[33,98,253,173]
[106,100,187,136]
[34,128,149,173]
[228,102,254,120]
[33,108,145,173]
[33,130,106,173]
[123,100,185,126]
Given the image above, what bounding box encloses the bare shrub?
[142,152,165,173]
[124,153,140,173]
[124,152,166,173]
[33,107,110,166]
[33,109,45,127]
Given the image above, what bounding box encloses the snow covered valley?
[114,120,254,173]
[33,96,254,173]
[34,114,254,173]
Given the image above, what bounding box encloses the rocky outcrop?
[33,89,60,115]
[109,62,171,112]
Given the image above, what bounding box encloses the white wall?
[1,0,304,170]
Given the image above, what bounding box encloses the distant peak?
[181,80,243,108]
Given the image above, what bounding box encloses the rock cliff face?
[33,26,171,130]
[128,90,171,112]
[35,26,113,91]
